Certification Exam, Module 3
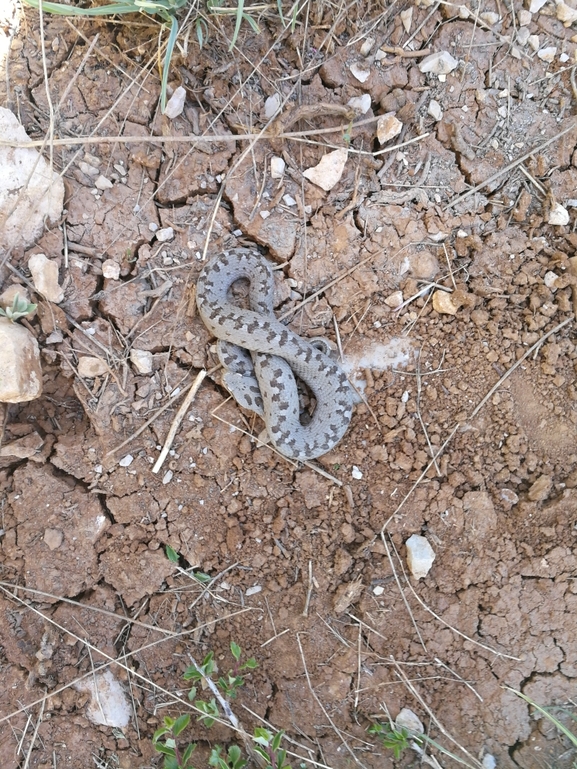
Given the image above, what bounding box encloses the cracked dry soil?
[0,1,577,768]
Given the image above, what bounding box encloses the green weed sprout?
[152,714,197,769]
[367,723,415,760]
[21,0,186,112]
[0,294,37,323]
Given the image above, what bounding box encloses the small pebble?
[162,470,173,484]
[405,534,435,579]
[164,86,186,119]
[156,227,174,242]
[246,585,262,596]
[352,466,363,479]
[119,454,134,467]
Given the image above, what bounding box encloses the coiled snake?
[196,250,354,461]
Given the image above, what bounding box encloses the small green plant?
[253,728,291,769]
[0,293,37,323]
[152,714,197,769]
[209,744,247,769]
[368,722,416,760]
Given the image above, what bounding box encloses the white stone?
[130,348,153,375]
[246,585,262,596]
[264,93,281,118]
[0,108,64,251]
[156,227,174,242]
[78,161,99,177]
[282,194,297,206]
[162,469,173,484]
[360,37,374,56]
[519,9,532,24]
[419,51,459,75]
[303,148,348,191]
[102,259,120,280]
[537,46,557,62]
[270,156,285,179]
[528,34,541,50]
[95,174,113,191]
[350,62,371,82]
[377,113,403,144]
[548,202,569,225]
[480,11,500,23]
[74,669,131,727]
[401,7,413,32]
[396,707,424,735]
[544,271,559,289]
[164,85,186,118]
[517,27,531,45]
[405,534,436,579]
[28,253,64,303]
[529,0,548,11]
[259,210,271,219]
[44,528,63,550]
[347,93,372,114]
[119,454,134,467]
[482,755,497,769]
[428,99,443,120]
[352,465,363,479]
[384,290,404,308]
[0,318,42,402]
[373,585,385,595]
[77,356,108,378]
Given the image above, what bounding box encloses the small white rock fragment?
[0,108,65,250]
[544,271,559,289]
[350,62,371,82]
[102,259,121,280]
[347,93,372,114]
[360,37,375,56]
[162,470,173,484]
[529,0,548,10]
[537,46,557,62]
[373,585,385,595]
[352,465,363,479]
[156,227,174,242]
[432,290,459,315]
[119,454,134,468]
[303,148,348,191]
[95,174,113,190]
[528,34,541,51]
[400,7,413,32]
[130,348,153,375]
[28,253,64,303]
[77,356,108,378]
[246,585,262,596]
[44,528,63,550]
[377,113,403,144]
[405,534,436,579]
[264,93,281,118]
[519,9,532,24]
[0,318,43,403]
[428,99,443,121]
[79,161,99,177]
[74,669,131,727]
[45,330,63,344]
[270,156,285,179]
[375,49,387,62]
[548,202,569,225]
[384,290,404,308]
[259,210,271,219]
[480,11,499,24]
[282,194,297,206]
[419,51,459,75]
[164,85,186,119]
[482,755,497,769]
[517,27,531,45]
[396,707,425,735]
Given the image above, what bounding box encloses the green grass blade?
[22,0,141,14]
[505,687,577,747]
[229,0,244,50]
[242,11,259,33]
[160,13,179,112]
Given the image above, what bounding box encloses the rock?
[384,290,404,308]
[349,62,371,82]
[377,113,403,144]
[537,46,557,63]
[0,431,44,459]
[0,108,64,251]
[433,290,459,315]
[44,528,63,550]
[95,175,113,190]
[528,34,540,51]
[74,669,131,727]
[102,259,121,280]
[480,11,500,23]
[130,348,153,374]
[419,51,458,75]
[518,9,532,24]
[396,707,424,735]
[428,99,443,121]
[264,93,281,118]
[352,465,363,479]
[0,318,43,402]
[405,534,435,579]
[303,148,348,191]
[28,253,64,303]
[0,284,32,309]
[529,0,547,10]
[528,474,552,502]
[77,356,108,378]
[164,85,186,118]
[548,202,569,225]
[347,94,372,114]
[156,226,174,242]
[270,156,285,179]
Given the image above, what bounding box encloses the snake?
[196,249,354,461]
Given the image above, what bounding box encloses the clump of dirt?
[0,1,576,768]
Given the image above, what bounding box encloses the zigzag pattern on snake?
[196,249,354,461]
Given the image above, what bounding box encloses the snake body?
[196,249,354,461]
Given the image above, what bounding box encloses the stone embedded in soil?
[419,50,458,75]
[0,108,64,250]
[28,253,64,303]
[432,289,459,314]
[527,474,553,501]
[102,259,121,279]
[164,85,186,119]
[0,317,43,403]
[405,534,436,579]
[303,148,348,191]
[77,355,108,378]
[0,431,44,459]
[376,113,403,144]
[130,348,153,374]
[74,669,131,727]
[44,528,63,550]
[396,707,424,735]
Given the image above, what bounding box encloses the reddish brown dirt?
[0,2,576,768]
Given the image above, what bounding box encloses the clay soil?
[1,1,577,767]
